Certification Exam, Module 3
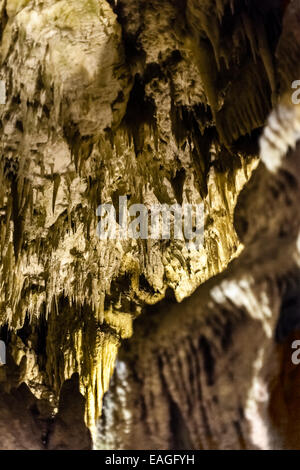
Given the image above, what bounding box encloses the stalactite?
[0,0,297,447]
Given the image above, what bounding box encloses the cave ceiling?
[0,0,299,442]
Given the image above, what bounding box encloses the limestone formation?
[0,0,299,450]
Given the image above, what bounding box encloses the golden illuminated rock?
[0,0,299,449]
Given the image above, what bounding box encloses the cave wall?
[0,0,299,449]
[98,128,300,448]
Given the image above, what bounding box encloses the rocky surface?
[0,0,299,449]
[98,113,300,448]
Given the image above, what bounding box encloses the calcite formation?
[0,0,299,449]
[98,96,300,449]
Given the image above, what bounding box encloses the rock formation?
[0,0,299,449]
